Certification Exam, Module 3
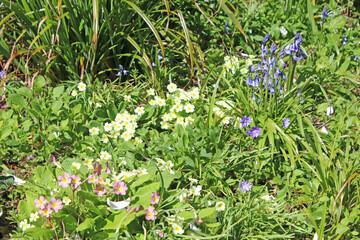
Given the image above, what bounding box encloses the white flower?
[78,82,86,91]
[137,167,148,176]
[215,201,225,211]
[240,68,248,74]
[261,195,275,201]
[176,117,185,126]
[167,83,177,93]
[89,127,100,135]
[320,126,328,134]
[135,106,145,115]
[174,98,182,105]
[101,135,109,143]
[29,212,39,222]
[124,95,131,102]
[184,103,195,113]
[326,106,334,116]
[71,90,77,96]
[147,88,155,96]
[104,122,112,132]
[189,178,198,184]
[119,171,135,180]
[280,26,288,36]
[96,102,102,108]
[176,189,187,202]
[84,157,93,168]
[156,98,166,106]
[134,137,143,145]
[190,185,202,196]
[221,116,231,125]
[172,223,184,235]
[121,131,133,141]
[149,99,156,105]
[63,197,71,205]
[19,219,34,231]
[174,104,183,113]
[160,121,169,129]
[245,59,253,66]
[166,216,176,225]
[100,151,112,161]
[72,162,81,170]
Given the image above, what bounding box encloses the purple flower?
[270,43,277,54]
[0,70,7,79]
[105,162,111,174]
[246,126,261,138]
[93,162,102,176]
[239,180,252,193]
[322,6,329,20]
[116,64,128,77]
[241,116,252,127]
[225,22,230,34]
[354,56,358,61]
[343,35,347,45]
[252,93,256,101]
[50,155,56,164]
[264,34,270,43]
[152,62,156,66]
[157,49,163,60]
[283,118,290,128]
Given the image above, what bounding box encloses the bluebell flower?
[283,118,290,128]
[264,34,270,43]
[0,70,6,79]
[116,64,128,77]
[261,44,268,57]
[343,35,347,45]
[322,6,329,20]
[354,56,358,61]
[152,62,156,66]
[252,93,256,101]
[239,180,253,193]
[270,43,277,54]
[157,49,163,60]
[225,22,230,35]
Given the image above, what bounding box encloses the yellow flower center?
[52,203,58,208]
[147,212,153,218]
[117,187,122,192]
[39,200,43,205]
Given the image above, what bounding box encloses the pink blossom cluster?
[34,196,63,218]
[58,173,82,189]
[144,192,160,221]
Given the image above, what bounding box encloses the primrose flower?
[124,95,131,102]
[94,184,107,197]
[101,135,109,143]
[100,151,112,161]
[138,167,148,176]
[29,212,39,222]
[58,173,72,188]
[89,127,100,136]
[104,122,112,132]
[261,195,275,201]
[71,175,81,188]
[34,196,47,209]
[283,118,290,128]
[93,162,102,175]
[87,174,98,184]
[145,206,158,221]
[49,198,63,213]
[77,82,86,92]
[240,180,253,193]
[63,197,71,205]
[167,83,177,93]
[240,68,248,74]
[190,185,202,196]
[19,219,34,231]
[39,204,53,218]
[71,90,77,97]
[113,181,128,195]
[215,201,226,211]
[172,223,184,234]
[147,88,155,95]
[184,103,195,113]
[246,126,261,138]
[72,162,81,170]
[150,192,160,205]
[135,106,145,115]
[241,116,252,127]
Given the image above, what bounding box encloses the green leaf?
[53,86,64,98]
[7,93,27,109]
[198,207,216,219]
[133,182,161,208]
[33,75,46,93]
[103,210,136,229]
[17,87,32,97]
[23,227,55,239]
[76,218,94,232]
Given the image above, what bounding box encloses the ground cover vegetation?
[0,0,359,239]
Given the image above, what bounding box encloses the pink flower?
[105,162,111,174]
[50,155,56,164]
[94,184,107,197]
[93,162,102,176]
[87,174,98,184]
[34,196,47,209]
[150,192,160,205]
[58,173,71,188]
[49,198,63,213]
[97,177,105,185]
[39,204,53,218]
[71,175,81,188]
[113,181,128,195]
[145,206,158,221]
